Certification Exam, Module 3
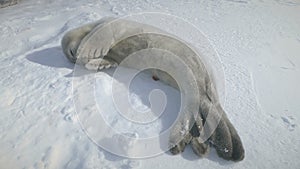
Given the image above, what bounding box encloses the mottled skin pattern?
[61,17,245,161]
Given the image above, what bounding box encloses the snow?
[0,0,300,169]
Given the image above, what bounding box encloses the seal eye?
[70,49,75,56]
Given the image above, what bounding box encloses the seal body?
[61,17,245,161]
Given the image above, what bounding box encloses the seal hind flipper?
[189,114,210,157]
[224,117,245,161]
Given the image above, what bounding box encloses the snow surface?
[0,0,300,169]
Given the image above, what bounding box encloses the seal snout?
[61,32,80,63]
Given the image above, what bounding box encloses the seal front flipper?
[85,58,118,71]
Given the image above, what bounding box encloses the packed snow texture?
[0,0,299,169]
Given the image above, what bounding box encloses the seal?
[61,17,245,161]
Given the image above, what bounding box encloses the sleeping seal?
[61,17,245,161]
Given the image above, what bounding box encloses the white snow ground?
[0,0,300,169]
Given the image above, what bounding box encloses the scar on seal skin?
[61,17,245,161]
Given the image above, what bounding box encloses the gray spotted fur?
[61,17,245,161]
